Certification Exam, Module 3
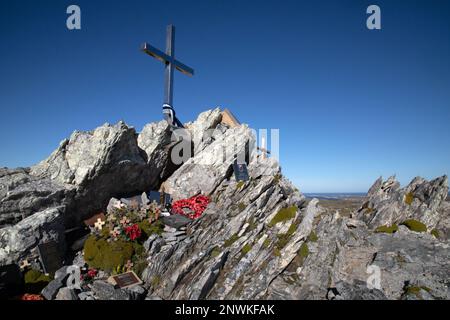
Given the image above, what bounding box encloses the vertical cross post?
[141,25,194,129]
[164,25,175,108]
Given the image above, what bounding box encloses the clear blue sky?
[1,0,449,192]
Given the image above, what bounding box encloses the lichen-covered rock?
[355,175,448,230]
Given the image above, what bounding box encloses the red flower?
[124,224,142,241]
[87,268,97,278]
[171,195,209,219]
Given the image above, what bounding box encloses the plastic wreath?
[171,195,210,219]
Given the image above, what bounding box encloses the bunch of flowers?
[124,224,142,241]
[171,195,210,219]
[80,268,98,283]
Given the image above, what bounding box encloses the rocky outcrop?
[0,207,65,266]
[30,121,163,226]
[355,175,448,230]
[1,108,449,300]
[0,168,69,226]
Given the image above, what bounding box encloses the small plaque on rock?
[233,162,249,182]
[110,271,142,289]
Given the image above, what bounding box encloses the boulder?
[0,207,65,266]
[0,167,69,227]
[55,287,78,300]
[41,278,64,300]
[91,280,131,300]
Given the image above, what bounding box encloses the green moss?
[299,242,309,258]
[241,243,252,254]
[375,224,399,234]
[224,233,239,247]
[24,269,51,293]
[404,192,414,205]
[431,229,440,239]
[273,174,281,184]
[275,233,289,250]
[401,219,427,233]
[247,217,257,232]
[84,235,134,272]
[138,219,164,238]
[365,207,374,214]
[211,246,221,258]
[268,206,297,227]
[273,248,281,257]
[236,181,245,189]
[308,231,318,242]
[100,227,110,238]
[238,202,246,212]
[287,221,299,236]
[263,238,271,248]
[151,275,161,287]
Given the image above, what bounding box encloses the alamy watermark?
[66,5,81,30]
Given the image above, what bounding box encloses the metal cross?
[141,25,194,128]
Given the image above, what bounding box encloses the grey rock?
[78,291,95,300]
[356,175,448,230]
[0,167,69,227]
[54,266,69,282]
[41,278,64,300]
[161,214,193,229]
[91,280,131,300]
[55,287,78,300]
[125,285,147,300]
[164,124,256,200]
[333,280,387,300]
[0,207,65,266]
[31,122,163,226]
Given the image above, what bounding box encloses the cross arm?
[141,43,194,76]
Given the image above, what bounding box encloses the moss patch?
[151,275,161,287]
[299,242,309,258]
[273,174,281,184]
[404,192,414,205]
[211,246,222,258]
[375,224,398,234]
[401,219,427,233]
[431,229,440,239]
[224,233,239,247]
[241,243,252,254]
[268,206,297,227]
[273,248,281,257]
[236,181,245,189]
[84,235,134,272]
[238,202,246,213]
[308,231,318,242]
[23,269,51,293]
[263,238,271,248]
[138,219,164,238]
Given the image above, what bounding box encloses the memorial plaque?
[110,271,142,289]
[233,162,249,182]
[37,241,63,274]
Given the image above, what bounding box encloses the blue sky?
[1,0,449,192]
